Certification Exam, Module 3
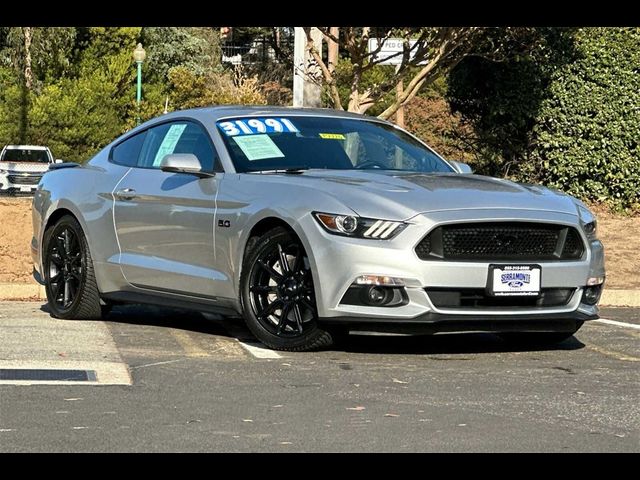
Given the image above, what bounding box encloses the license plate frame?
[487,264,541,297]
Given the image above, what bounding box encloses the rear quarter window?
[110,132,147,167]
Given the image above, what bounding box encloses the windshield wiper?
[247,166,309,174]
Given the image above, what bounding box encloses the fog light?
[367,286,385,304]
[587,276,605,286]
[354,275,404,286]
[582,284,603,305]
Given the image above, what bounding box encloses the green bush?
[28,53,134,163]
[0,67,26,145]
[449,28,640,210]
[532,28,640,210]
[404,94,477,163]
[167,66,267,110]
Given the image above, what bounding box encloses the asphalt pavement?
[0,302,638,452]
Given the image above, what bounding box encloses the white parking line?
[237,341,282,359]
[594,318,640,330]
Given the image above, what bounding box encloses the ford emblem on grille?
[494,233,518,249]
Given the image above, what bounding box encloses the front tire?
[43,215,103,320]
[240,227,334,351]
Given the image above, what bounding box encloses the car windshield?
[216,116,453,173]
[1,148,49,163]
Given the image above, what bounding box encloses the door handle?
[114,188,137,200]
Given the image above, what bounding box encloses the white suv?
[0,145,57,195]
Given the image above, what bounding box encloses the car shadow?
[39,302,230,337]
[38,303,585,355]
[333,331,585,355]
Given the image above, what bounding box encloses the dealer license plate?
[489,264,541,296]
[19,186,33,192]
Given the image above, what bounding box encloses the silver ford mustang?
[31,106,606,351]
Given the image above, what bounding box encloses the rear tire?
[240,227,335,351]
[43,215,103,320]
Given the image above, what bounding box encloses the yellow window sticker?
[319,133,346,140]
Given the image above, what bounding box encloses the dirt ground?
[0,197,638,289]
[0,197,36,284]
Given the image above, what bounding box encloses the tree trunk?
[328,27,339,73]
[19,27,33,144]
[23,27,33,90]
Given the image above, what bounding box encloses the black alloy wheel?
[241,227,335,351]
[47,225,82,311]
[44,215,102,319]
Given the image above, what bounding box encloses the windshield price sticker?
[319,133,346,140]
[217,118,299,137]
[232,135,285,161]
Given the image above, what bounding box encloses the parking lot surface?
[0,302,638,452]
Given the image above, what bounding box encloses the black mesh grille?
[562,228,583,259]
[8,174,41,185]
[416,222,585,261]
[415,235,431,260]
[426,288,575,309]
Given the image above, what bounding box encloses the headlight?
[577,205,598,241]
[313,212,407,239]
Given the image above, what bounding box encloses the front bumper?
[0,171,43,193]
[301,208,605,327]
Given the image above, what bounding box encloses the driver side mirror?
[160,154,214,178]
[54,158,64,164]
[449,160,473,174]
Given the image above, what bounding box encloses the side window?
[110,131,147,167]
[137,121,217,171]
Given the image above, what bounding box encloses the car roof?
[129,105,391,135]
[3,145,50,150]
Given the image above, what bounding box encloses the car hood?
[290,170,580,220]
[0,161,50,173]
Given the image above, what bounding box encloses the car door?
[113,120,222,297]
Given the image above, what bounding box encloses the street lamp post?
[133,43,146,124]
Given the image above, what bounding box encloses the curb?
[0,282,46,300]
[600,290,640,307]
[0,283,638,307]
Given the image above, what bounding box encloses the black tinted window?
[1,149,50,163]
[216,116,452,173]
[111,132,146,167]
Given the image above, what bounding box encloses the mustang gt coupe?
[32,107,605,351]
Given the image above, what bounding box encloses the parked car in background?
[0,145,58,195]
[31,107,605,351]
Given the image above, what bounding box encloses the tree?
[302,27,548,120]
[139,27,221,83]
[448,27,640,210]
[27,27,142,162]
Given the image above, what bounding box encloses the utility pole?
[293,27,323,108]
[293,27,305,107]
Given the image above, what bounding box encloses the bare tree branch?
[306,26,531,118]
